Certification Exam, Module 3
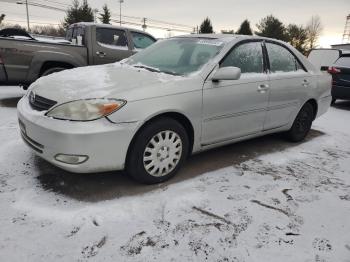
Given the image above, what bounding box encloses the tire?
[126,117,189,184]
[41,67,67,77]
[285,103,314,142]
[331,97,336,105]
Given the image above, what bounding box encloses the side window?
[220,42,264,73]
[266,43,304,73]
[131,32,156,49]
[96,28,128,49]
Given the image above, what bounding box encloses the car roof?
[172,33,286,44]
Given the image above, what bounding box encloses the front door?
[202,41,270,146]
[92,27,133,64]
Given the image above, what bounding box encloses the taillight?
[328,66,341,74]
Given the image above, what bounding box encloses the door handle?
[258,84,269,93]
[96,51,107,57]
[302,79,310,87]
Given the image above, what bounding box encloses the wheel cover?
[143,130,182,177]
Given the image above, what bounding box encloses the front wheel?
[285,103,314,142]
[126,117,189,184]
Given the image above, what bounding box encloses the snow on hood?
[30,63,185,104]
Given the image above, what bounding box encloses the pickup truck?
[0,22,156,87]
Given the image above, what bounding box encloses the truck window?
[66,26,85,45]
[96,28,128,49]
[131,32,156,49]
[65,28,73,41]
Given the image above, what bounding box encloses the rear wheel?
[126,117,189,184]
[285,103,314,142]
[41,67,67,77]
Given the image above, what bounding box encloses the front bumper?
[17,96,140,173]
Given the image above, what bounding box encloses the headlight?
[46,98,126,121]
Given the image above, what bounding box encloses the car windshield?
[126,38,225,76]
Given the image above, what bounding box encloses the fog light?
[54,154,88,165]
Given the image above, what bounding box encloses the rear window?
[335,57,350,67]
[66,26,85,45]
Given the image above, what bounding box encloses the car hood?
[30,63,199,104]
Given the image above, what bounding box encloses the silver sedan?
[17,34,332,183]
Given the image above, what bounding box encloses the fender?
[26,50,88,83]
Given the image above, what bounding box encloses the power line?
[111,12,194,30]
[110,18,192,33]
[6,18,61,26]
[2,0,195,33]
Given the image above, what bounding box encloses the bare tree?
[306,15,323,50]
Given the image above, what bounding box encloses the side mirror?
[212,66,241,82]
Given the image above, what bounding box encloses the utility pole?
[25,0,29,31]
[119,0,124,26]
[142,18,147,31]
[17,1,30,31]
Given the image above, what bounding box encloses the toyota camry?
[17,34,331,184]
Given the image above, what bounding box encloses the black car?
[328,53,350,104]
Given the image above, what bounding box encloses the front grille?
[29,91,57,111]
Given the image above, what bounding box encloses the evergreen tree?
[236,19,253,35]
[199,17,213,34]
[63,0,94,28]
[286,24,308,54]
[255,15,287,41]
[99,4,111,24]
[80,0,94,22]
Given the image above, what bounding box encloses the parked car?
[0,23,156,87]
[328,53,350,104]
[308,48,350,71]
[17,35,331,184]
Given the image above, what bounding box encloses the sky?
[0,0,349,47]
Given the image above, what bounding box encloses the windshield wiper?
[133,65,180,76]
[133,65,161,73]
[160,70,181,76]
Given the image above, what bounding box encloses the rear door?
[264,42,312,130]
[92,27,133,64]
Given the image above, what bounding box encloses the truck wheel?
[285,102,314,142]
[41,67,67,77]
[126,117,189,184]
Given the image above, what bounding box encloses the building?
[331,44,350,50]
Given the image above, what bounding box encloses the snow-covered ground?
[0,86,349,262]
